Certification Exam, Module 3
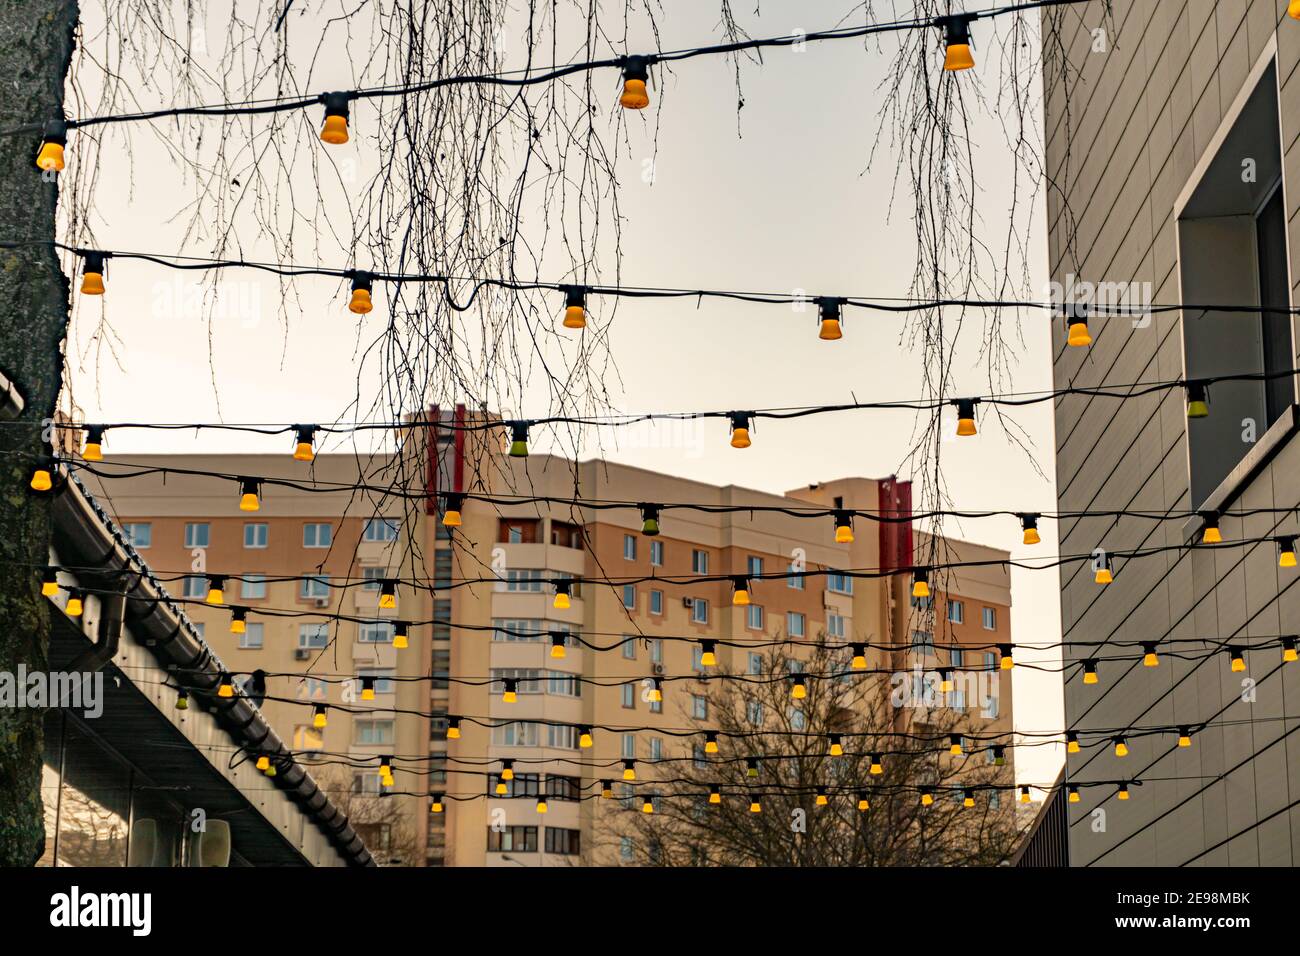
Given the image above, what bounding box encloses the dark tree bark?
[0,0,78,867]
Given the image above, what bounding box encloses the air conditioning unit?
[313,597,330,608]
[681,597,694,608]
[652,663,666,676]
[294,648,312,660]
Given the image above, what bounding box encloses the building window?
[122,522,151,549]
[303,523,332,548]
[787,563,805,589]
[746,605,764,630]
[911,630,934,657]
[982,606,997,630]
[487,826,538,853]
[1177,63,1294,507]
[827,572,852,595]
[648,589,663,615]
[551,521,582,548]
[650,540,664,567]
[624,534,637,560]
[748,653,762,675]
[182,576,206,599]
[950,646,965,669]
[239,623,264,649]
[298,624,329,649]
[621,684,635,709]
[948,600,964,624]
[787,611,805,638]
[546,724,579,749]
[691,646,705,672]
[234,574,264,601]
[692,695,708,720]
[183,522,209,549]
[747,555,763,577]
[984,651,997,673]
[790,708,807,732]
[363,518,399,542]
[498,518,539,544]
[622,584,636,610]
[243,523,268,549]
[691,549,709,574]
[354,719,395,746]
[649,738,663,762]
[488,773,540,798]
[621,636,637,660]
[300,576,330,600]
[649,639,663,664]
[620,837,634,862]
[622,733,636,759]
[359,621,393,644]
[746,700,763,725]
[827,613,845,641]
[691,599,708,625]
[547,672,580,698]
[490,669,542,695]
[361,567,386,591]
[504,569,544,592]
[545,828,581,855]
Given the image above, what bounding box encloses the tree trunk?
[0,0,78,867]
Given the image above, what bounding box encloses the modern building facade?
[82,414,1014,866]
[1044,0,1300,864]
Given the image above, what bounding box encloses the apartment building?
[1043,1,1300,864]
[81,419,1013,866]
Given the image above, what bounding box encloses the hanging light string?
[4,239,1294,325]
[25,0,1088,144]
[33,531,1300,609]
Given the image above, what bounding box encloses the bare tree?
[596,641,1022,866]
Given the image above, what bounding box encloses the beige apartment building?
[1042,1,1300,864]
[80,423,1014,866]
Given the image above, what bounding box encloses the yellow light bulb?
[503,689,517,704]
[443,508,462,527]
[553,592,571,610]
[239,492,259,512]
[1023,527,1041,545]
[65,595,83,617]
[709,791,722,805]
[563,305,586,329]
[830,743,843,757]
[912,581,930,599]
[30,469,53,492]
[1068,789,1080,804]
[730,427,751,449]
[579,731,593,748]
[256,756,270,771]
[393,633,408,649]
[815,793,828,807]
[819,317,843,340]
[537,800,548,814]
[1202,526,1222,544]
[857,798,870,811]
[835,525,854,544]
[623,767,636,781]
[293,441,315,462]
[1066,321,1091,347]
[1095,567,1113,585]
[206,587,224,605]
[36,140,65,171]
[620,79,650,109]
[379,594,396,610]
[641,799,653,814]
[320,114,349,144]
[944,43,974,71]
[550,643,566,659]
[430,800,443,814]
[920,793,934,806]
[749,801,761,813]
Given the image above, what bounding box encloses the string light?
[709,786,722,805]
[65,589,84,617]
[1279,536,1297,568]
[601,781,613,799]
[536,797,549,814]
[1064,302,1091,347]
[992,745,1006,767]
[1066,732,1080,754]
[939,14,975,71]
[749,797,762,813]
[1229,647,1246,673]
[850,645,867,670]
[815,788,829,807]
[1020,513,1041,545]
[817,297,844,340]
[728,412,753,449]
[360,676,376,701]
[36,119,66,171]
[495,776,508,795]
[1113,736,1128,758]
[911,569,930,598]
[623,760,637,781]
[378,579,397,609]
[1199,512,1222,544]
[1116,782,1130,801]
[939,669,954,693]
[1177,727,1192,748]
[578,726,593,748]
[789,674,808,700]
[1082,660,1098,684]
[29,462,53,492]
[561,286,587,329]
[80,252,106,295]
[552,580,572,610]
[731,576,751,606]
[920,789,934,807]
[447,717,461,739]
[1019,786,1031,804]
[501,678,518,704]
[699,640,717,667]
[869,754,883,775]
[1068,785,1080,803]
[949,734,963,756]
[392,621,409,650]
[319,92,350,144]
[41,567,58,598]
[640,504,660,536]
[1094,556,1113,585]
[550,632,567,659]
[500,760,514,781]
[82,426,105,462]
[641,795,655,814]
[857,793,870,811]
[833,509,854,544]
[217,672,235,698]
[256,755,270,772]
[238,478,261,512]
[292,425,318,462]
[705,732,720,754]
[430,795,444,813]
[746,758,760,778]
[1186,382,1210,419]
[648,677,664,703]
[962,789,976,808]
[313,704,328,729]
[346,271,373,314]
[998,644,1014,670]
[1142,642,1159,667]
[175,688,189,710]
[229,607,247,634]
[1283,637,1298,663]
[441,493,464,527]
[953,398,978,436]
[205,576,226,605]
[829,734,844,757]
[619,56,652,109]
[507,421,530,457]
